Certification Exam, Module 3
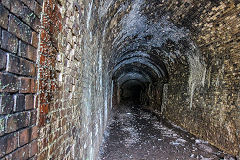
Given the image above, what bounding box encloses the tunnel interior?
[120,79,144,103]
[111,50,169,108]
[101,0,239,157]
[1,0,239,159]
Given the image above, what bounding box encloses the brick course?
[0,0,239,159]
[0,0,40,158]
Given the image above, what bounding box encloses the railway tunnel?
[0,0,239,159]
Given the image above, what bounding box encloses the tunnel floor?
[99,103,235,160]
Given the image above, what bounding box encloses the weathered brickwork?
[158,1,240,156]
[0,0,41,159]
[0,0,239,159]
[99,0,240,157]
[37,0,111,159]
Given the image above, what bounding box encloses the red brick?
[19,128,30,146]
[14,94,25,112]
[11,144,29,160]
[29,155,37,160]
[8,14,32,44]
[31,31,39,48]
[0,4,9,29]
[0,73,19,92]
[31,79,37,93]
[29,140,38,157]
[1,30,18,54]
[38,149,48,160]
[0,133,18,157]
[30,125,38,141]
[6,112,30,133]
[0,94,14,114]
[19,77,36,93]
[0,49,7,70]
[25,95,34,110]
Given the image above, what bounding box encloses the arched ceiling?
[100,0,202,88]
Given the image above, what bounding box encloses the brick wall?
[0,0,42,159]
[0,0,239,159]
[97,0,240,156]
[37,0,111,159]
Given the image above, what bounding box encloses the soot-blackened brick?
[36,0,44,5]
[0,4,9,29]
[1,30,18,54]
[21,0,36,11]
[8,14,32,44]
[14,94,25,112]
[6,112,30,133]
[0,132,18,157]
[10,0,39,32]
[19,41,37,62]
[7,54,21,74]
[0,73,19,92]
[0,94,14,114]
[21,59,36,77]
[30,110,37,125]
[0,49,7,70]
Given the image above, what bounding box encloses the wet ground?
[99,103,236,160]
